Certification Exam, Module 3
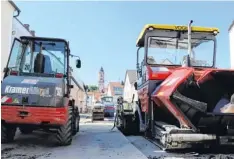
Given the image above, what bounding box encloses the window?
[7,39,23,72]
[8,39,67,75]
[113,87,123,95]
[101,97,113,102]
[147,31,216,67]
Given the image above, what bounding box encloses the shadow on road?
[2,130,61,151]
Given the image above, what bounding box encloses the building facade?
[123,70,138,103]
[1,1,20,79]
[107,82,124,103]
[70,76,87,113]
[86,91,101,111]
[229,21,234,69]
[11,18,35,43]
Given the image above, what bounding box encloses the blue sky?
[14,1,234,85]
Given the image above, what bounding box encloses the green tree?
[88,85,98,91]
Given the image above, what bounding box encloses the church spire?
[98,67,105,93]
[100,67,104,72]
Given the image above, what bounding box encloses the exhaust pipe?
[182,20,193,67]
[188,20,193,58]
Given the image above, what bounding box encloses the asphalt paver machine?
[115,21,234,150]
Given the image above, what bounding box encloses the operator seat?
[34,53,45,73]
[43,55,53,74]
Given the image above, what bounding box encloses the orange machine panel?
[1,106,68,125]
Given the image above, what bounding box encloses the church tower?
[98,67,105,93]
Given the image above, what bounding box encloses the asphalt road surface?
[1,115,147,159]
[2,114,234,159]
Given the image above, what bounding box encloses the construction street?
[2,1,234,159]
[1,115,146,159]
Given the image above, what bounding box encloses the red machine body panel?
[150,66,234,128]
[1,105,68,125]
[151,67,194,128]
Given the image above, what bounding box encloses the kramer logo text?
[5,86,51,97]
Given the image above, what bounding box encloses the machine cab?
[4,36,68,78]
[135,23,219,89]
[2,36,81,106]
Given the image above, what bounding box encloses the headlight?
[148,27,154,31]
[213,31,218,35]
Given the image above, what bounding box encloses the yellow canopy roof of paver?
[136,24,219,47]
